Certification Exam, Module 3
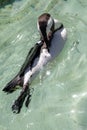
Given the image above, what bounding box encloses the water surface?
[0,0,87,130]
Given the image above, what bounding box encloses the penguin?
[2,13,67,113]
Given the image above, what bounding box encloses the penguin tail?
[2,75,23,93]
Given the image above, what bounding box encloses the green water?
[0,0,87,130]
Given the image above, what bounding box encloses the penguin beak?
[37,21,47,41]
[37,17,55,43]
[39,23,48,43]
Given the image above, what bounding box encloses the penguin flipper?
[19,42,42,76]
[2,75,22,93]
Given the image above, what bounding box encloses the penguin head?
[37,13,55,42]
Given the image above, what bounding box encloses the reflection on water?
[0,0,87,130]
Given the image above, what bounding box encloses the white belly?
[33,28,67,66]
[24,28,67,85]
[49,28,67,60]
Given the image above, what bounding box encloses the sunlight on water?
[0,0,87,130]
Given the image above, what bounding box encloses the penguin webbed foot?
[3,83,17,93]
[25,88,34,107]
[2,75,23,94]
[2,75,22,94]
[12,100,22,114]
[12,85,32,114]
[25,94,31,108]
[12,89,28,113]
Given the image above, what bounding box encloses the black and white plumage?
[2,13,67,113]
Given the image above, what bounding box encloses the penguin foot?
[3,75,22,93]
[25,88,34,107]
[12,95,26,114]
[25,94,31,108]
[12,100,21,114]
[12,85,29,114]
